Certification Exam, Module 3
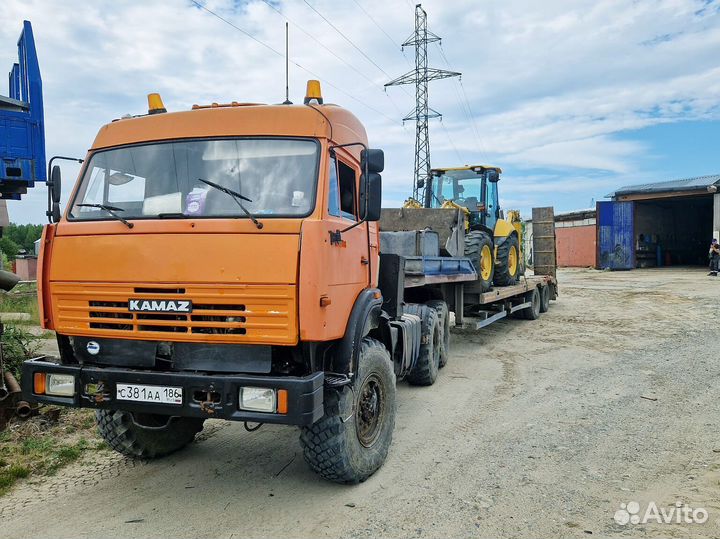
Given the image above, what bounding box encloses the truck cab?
[25,83,405,483]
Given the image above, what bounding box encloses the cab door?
[298,149,370,341]
[325,150,370,289]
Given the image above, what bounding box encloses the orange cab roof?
[90,103,367,150]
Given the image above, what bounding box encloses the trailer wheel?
[521,287,541,320]
[405,304,441,385]
[425,300,450,368]
[300,338,396,484]
[464,230,494,292]
[494,234,520,286]
[96,410,204,459]
[539,285,550,313]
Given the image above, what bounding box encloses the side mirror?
[359,173,382,222]
[49,165,62,222]
[361,149,384,174]
[51,165,62,203]
[486,169,500,183]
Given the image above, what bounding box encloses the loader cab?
[428,166,502,232]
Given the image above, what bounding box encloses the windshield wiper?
[198,178,263,229]
[75,203,134,229]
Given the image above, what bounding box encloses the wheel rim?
[508,245,518,276]
[480,244,492,280]
[356,373,385,448]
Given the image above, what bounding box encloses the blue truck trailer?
[0,20,45,200]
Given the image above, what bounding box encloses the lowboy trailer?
[21,80,556,484]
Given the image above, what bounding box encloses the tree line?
[0,223,44,261]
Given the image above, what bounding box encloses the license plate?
[116,383,183,405]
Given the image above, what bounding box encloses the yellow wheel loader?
[412,165,524,292]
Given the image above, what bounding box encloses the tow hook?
[195,389,221,414]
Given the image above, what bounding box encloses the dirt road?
[2,268,719,538]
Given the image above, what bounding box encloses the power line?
[351,0,414,68]
[302,0,394,80]
[258,0,407,119]
[437,42,490,163]
[439,118,463,163]
[350,0,400,50]
[188,0,399,124]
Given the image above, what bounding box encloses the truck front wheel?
[96,410,205,459]
[300,338,396,484]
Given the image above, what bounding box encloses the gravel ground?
[1,267,718,539]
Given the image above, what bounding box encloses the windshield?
[69,138,319,220]
[430,170,483,209]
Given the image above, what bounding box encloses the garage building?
[601,175,720,269]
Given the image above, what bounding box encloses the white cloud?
[1,0,719,223]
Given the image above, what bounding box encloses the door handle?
[361,256,369,265]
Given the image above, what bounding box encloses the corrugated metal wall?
[597,201,634,270]
[556,226,596,267]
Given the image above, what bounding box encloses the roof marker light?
[147,93,167,114]
[304,80,323,105]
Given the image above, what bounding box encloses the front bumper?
[21,357,324,426]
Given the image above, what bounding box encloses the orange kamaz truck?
[22,82,555,483]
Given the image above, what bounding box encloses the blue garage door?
[597,201,634,270]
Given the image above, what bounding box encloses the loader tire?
[96,410,204,459]
[405,304,441,386]
[300,338,396,484]
[494,234,520,286]
[425,299,450,368]
[521,287,541,320]
[464,230,494,292]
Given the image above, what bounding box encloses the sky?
[2,0,720,224]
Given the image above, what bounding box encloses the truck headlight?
[46,374,76,397]
[239,387,276,412]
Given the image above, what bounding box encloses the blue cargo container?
[0,21,45,200]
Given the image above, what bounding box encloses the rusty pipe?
[15,401,32,419]
[4,370,21,395]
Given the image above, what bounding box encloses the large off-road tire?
[539,285,550,313]
[404,304,441,386]
[464,230,494,292]
[300,338,396,484]
[494,234,520,286]
[425,300,450,368]
[520,287,541,320]
[96,410,205,459]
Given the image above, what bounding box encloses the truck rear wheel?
[521,287,541,320]
[405,304,441,385]
[464,230,494,292]
[300,338,396,484]
[494,234,520,286]
[425,300,450,368]
[96,410,205,459]
[539,285,550,313]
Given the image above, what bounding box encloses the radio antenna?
[282,22,292,105]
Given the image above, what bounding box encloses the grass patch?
[0,409,104,496]
[0,283,39,324]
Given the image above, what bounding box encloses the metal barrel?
[0,270,20,292]
[4,370,21,394]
